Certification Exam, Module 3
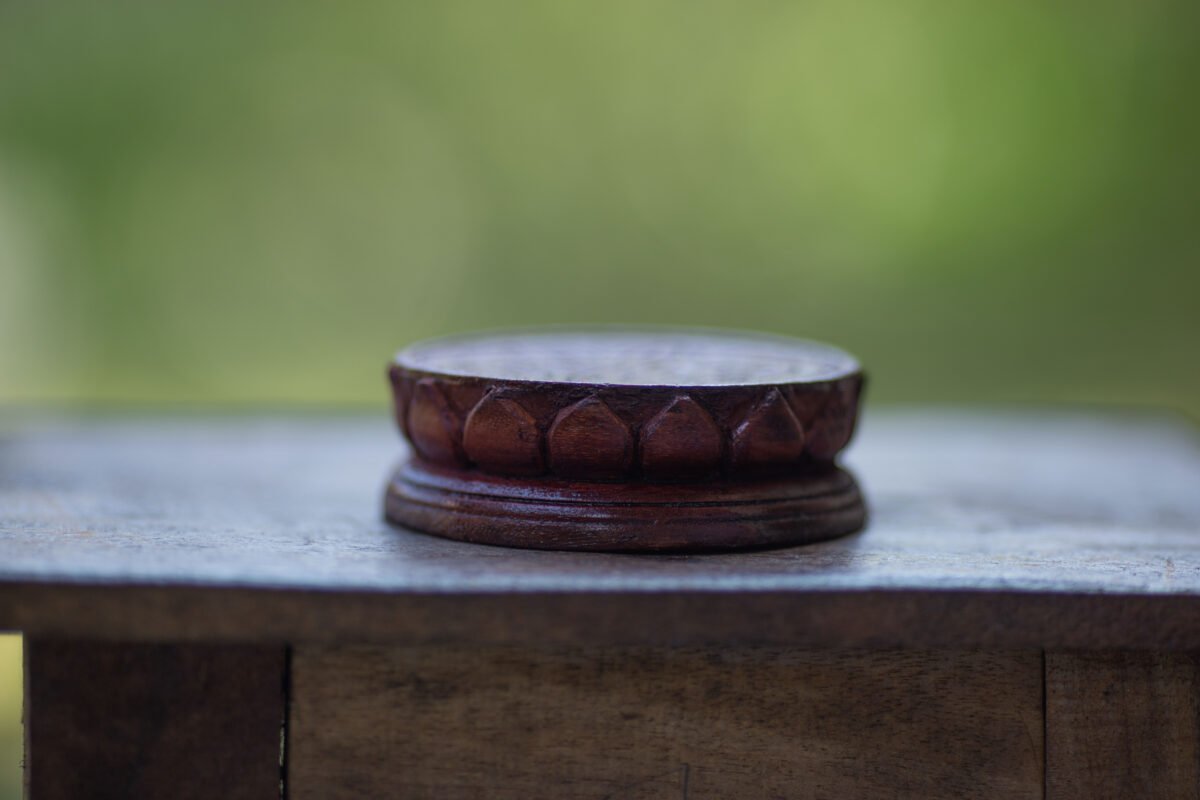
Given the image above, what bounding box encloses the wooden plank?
[289,644,1044,799]
[24,639,286,800]
[1,412,1199,647]
[1046,650,1200,799]
[10,584,1200,651]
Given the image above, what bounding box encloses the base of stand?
[385,459,866,553]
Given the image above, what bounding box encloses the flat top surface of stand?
[2,409,1199,648]
[395,327,859,385]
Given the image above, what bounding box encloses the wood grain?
[24,639,285,799]
[1,411,1199,646]
[289,644,1044,800]
[384,459,866,551]
[1046,650,1200,799]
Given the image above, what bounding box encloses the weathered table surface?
[8,409,1200,799]
[3,408,1198,649]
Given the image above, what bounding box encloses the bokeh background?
[1,1,1198,794]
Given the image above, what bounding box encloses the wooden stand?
[4,411,1200,798]
[385,328,866,551]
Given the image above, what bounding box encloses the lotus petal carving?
[406,378,466,466]
[730,388,806,470]
[640,396,722,480]
[548,396,633,480]
[807,377,863,460]
[463,393,544,476]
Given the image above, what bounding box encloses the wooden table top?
[2,409,1199,648]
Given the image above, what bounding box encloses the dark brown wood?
[289,644,1043,799]
[24,639,285,799]
[1046,650,1200,799]
[387,328,865,550]
[1,411,1199,647]
[14,586,1200,651]
[385,460,865,551]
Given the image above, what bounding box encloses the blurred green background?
[1,1,1198,794]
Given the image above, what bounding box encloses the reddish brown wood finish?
[385,461,865,552]
[385,328,866,551]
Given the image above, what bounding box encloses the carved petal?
[463,393,544,476]
[389,368,415,439]
[730,388,806,470]
[406,378,466,466]
[548,397,633,480]
[807,376,863,460]
[787,385,829,428]
[640,396,722,480]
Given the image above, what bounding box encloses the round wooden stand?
[385,328,866,552]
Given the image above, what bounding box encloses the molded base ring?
[384,459,866,552]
